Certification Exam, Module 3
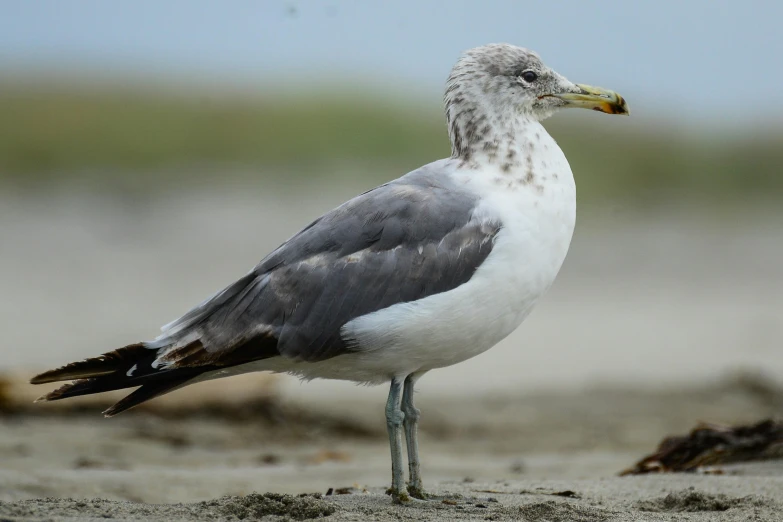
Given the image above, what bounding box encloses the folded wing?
[32,162,501,414]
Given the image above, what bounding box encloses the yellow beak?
[548,84,629,115]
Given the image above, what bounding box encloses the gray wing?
[154,162,501,367]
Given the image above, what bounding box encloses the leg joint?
[385,405,405,427]
[401,403,421,422]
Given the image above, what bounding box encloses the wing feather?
[153,161,501,367]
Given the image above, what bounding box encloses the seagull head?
[445,44,629,124]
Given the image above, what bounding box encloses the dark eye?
[521,71,538,83]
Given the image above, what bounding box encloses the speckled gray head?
[445,43,628,159]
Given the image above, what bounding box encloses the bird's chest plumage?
[457,134,577,348]
[343,130,576,377]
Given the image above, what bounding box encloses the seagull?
[31,44,627,503]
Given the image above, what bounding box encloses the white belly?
[264,129,577,384]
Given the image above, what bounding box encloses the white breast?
[282,123,578,384]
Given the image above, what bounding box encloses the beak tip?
[615,95,630,116]
[562,84,629,116]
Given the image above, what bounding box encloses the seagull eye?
[521,71,538,83]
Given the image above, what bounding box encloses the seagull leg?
[385,377,408,503]
[402,373,427,499]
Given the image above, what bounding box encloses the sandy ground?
[1,188,782,520]
[3,475,783,521]
[2,375,782,520]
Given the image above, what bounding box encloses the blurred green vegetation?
[0,84,448,184]
[2,82,782,204]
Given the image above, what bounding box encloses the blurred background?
[0,0,782,502]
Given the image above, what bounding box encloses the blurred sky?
[1,0,782,121]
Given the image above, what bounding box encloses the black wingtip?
[36,379,95,402]
[30,343,149,385]
[102,378,192,417]
[30,367,114,385]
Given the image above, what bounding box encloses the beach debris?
[324,485,366,496]
[551,490,580,498]
[621,419,783,475]
[519,488,582,499]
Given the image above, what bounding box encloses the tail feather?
[102,378,194,417]
[31,332,280,416]
[37,378,103,402]
[31,341,217,415]
[30,343,150,384]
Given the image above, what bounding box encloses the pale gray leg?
[402,373,426,499]
[385,377,408,503]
